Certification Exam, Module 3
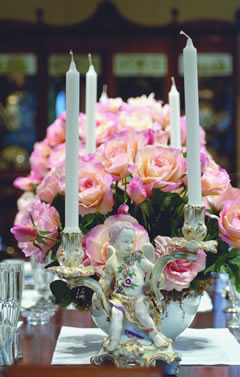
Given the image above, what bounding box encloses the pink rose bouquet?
[11,94,240,306]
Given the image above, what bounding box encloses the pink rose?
[14,192,36,225]
[13,173,41,191]
[132,145,186,194]
[127,177,147,204]
[79,105,119,146]
[118,108,154,133]
[47,143,66,169]
[47,142,85,169]
[95,130,146,180]
[36,165,65,203]
[127,94,164,124]
[78,157,114,215]
[30,140,51,179]
[218,200,240,248]
[86,210,149,273]
[12,198,61,263]
[155,235,206,292]
[158,103,170,128]
[201,160,230,197]
[46,113,66,147]
[206,184,240,212]
[11,225,38,242]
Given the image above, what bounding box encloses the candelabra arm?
[170,204,218,261]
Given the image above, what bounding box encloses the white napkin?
[21,289,41,309]
[198,291,213,312]
[51,326,240,366]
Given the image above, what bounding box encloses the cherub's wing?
[141,242,155,263]
[106,244,116,259]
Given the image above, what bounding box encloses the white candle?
[169,77,181,149]
[99,84,108,102]
[180,31,202,206]
[64,51,80,233]
[86,54,97,154]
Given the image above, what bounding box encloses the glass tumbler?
[0,263,23,365]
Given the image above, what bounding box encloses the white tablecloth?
[51,327,240,366]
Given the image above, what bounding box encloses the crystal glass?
[0,263,23,365]
[22,256,57,325]
[227,280,240,329]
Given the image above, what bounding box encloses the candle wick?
[88,53,92,66]
[180,30,192,40]
[70,50,74,62]
[171,77,176,86]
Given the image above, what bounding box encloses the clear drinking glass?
[21,256,57,325]
[227,280,240,329]
[0,263,23,365]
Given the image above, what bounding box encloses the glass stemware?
[22,256,57,325]
[226,280,240,329]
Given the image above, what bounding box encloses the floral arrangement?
[11,94,240,307]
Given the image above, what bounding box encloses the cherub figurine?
[97,220,169,351]
[50,220,180,369]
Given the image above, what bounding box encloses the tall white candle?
[64,51,80,233]
[169,77,181,149]
[181,31,202,206]
[86,54,97,154]
[99,84,108,102]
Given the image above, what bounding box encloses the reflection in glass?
[199,77,233,174]
[0,74,36,170]
[113,53,167,102]
[115,77,165,102]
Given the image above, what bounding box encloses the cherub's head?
[109,221,135,258]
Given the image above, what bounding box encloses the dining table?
[2,289,240,377]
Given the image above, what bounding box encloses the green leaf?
[190,278,200,291]
[61,290,73,307]
[36,236,48,245]
[33,241,42,251]
[50,280,70,304]
[226,248,240,259]
[45,260,59,269]
[38,230,51,236]
[229,256,240,266]
[30,214,37,228]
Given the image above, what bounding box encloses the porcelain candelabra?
[49,204,217,375]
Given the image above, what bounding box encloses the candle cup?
[182,204,207,242]
[170,204,217,262]
[59,231,84,268]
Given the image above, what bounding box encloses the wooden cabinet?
[0,2,238,254]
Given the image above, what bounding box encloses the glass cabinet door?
[113,53,168,101]
[0,53,37,170]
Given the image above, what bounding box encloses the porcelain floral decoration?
[11,94,240,303]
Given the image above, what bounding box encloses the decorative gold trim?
[170,204,217,260]
[91,336,180,368]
